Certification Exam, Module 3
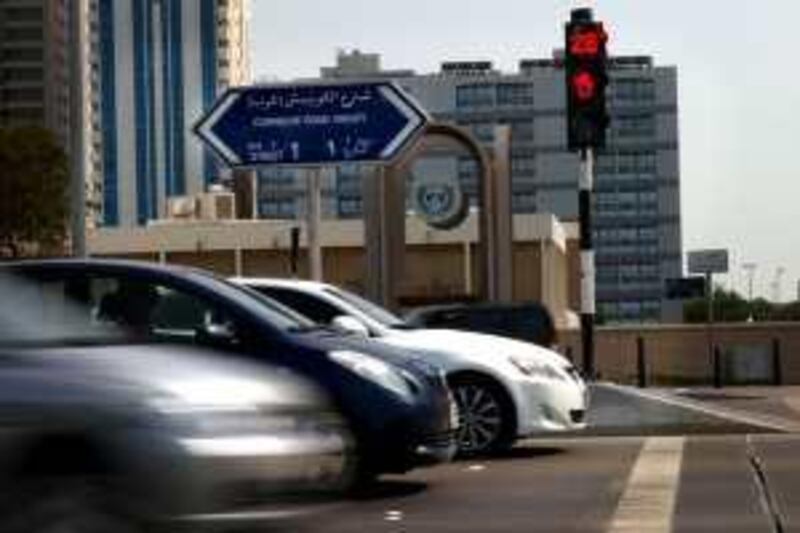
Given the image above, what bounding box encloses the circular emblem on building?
[411,175,468,230]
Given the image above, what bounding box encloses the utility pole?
[772,267,785,304]
[69,0,87,256]
[742,262,757,322]
[306,168,323,281]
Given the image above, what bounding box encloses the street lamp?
[772,267,786,304]
[742,262,757,322]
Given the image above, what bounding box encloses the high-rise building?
[258,51,681,323]
[0,0,103,234]
[0,0,70,140]
[96,0,250,227]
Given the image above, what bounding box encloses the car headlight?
[329,350,413,400]
[508,356,565,381]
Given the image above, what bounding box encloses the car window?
[0,273,121,345]
[254,286,342,324]
[1,271,251,352]
[95,277,244,349]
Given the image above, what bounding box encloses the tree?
[0,127,69,258]
[684,287,750,323]
[772,301,800,322]
[684,288,800,323]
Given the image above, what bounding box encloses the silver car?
[0,276,350,532]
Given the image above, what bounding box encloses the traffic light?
[565,8,609,151]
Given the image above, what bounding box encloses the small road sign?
[688,249,729,274]
[194,82,429,167]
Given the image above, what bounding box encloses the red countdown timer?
[568,26,607,57]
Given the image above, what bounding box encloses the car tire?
[1,477,148,533]
[450,375,516,457]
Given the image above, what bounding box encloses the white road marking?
[385,510,404,521]
[603,384,800,433]
[607,437,685,533]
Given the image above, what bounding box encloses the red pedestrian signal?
[565,9,610,151]
[572,71,597,102]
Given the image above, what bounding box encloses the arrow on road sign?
[194,82,429,167]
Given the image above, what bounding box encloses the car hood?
[381,328,573,369]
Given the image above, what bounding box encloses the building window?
[456,84,494,108]
[600,150,657,175]
[3,27,43,41]
[511,156,536,176]
[4,107,44,122]
[338,196,362,217]
[4,7,43,20]
[1,87,43,101]
[497,83,534,106]
[1,48,43,61]
[2,66,43,81]
[260,198,296,218]
[512,193,536,212]
[509,119,534,142]
[613,113,655,137]
[613,78,655,102]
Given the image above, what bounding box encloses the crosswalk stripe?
[607,437,685,533]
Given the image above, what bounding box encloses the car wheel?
[450,376,515,456]
[2,477,147,533]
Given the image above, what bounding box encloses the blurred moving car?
[405,302,558,348]
[0,274,349,532]
[233,279,589,456]
[6,260,456,482]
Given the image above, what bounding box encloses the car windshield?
[323,287,409,328]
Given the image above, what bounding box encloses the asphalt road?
[285,385,800,533]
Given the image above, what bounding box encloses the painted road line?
[603,384,800,433]
[607,437,685,533]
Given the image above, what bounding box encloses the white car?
[233,278,589,455]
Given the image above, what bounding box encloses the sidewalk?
[663,386,800,426]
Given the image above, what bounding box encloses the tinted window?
[93,277,240,347]
[255,287,342,324]
[411,304,555,346]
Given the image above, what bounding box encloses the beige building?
[89,211,579,329]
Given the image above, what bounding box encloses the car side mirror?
[331,315,370,337]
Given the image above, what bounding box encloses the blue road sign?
[194,82,429,167]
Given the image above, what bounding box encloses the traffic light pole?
[579,148,596,379]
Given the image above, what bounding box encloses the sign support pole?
[579,148,595,379]
[706,271,715,382]
[306,168,323,281]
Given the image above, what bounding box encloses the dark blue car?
[6,259,457,480]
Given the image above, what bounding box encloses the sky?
[250,0,799,301]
